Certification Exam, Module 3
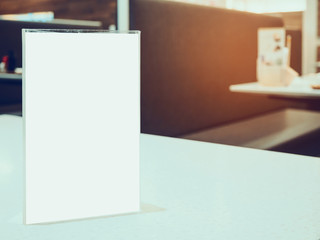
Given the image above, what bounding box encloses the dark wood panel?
[0,0,116,28]
[264,11,302,30]
[281,11,302,30]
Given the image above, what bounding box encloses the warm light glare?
[230,0,306,13]
[171,0,306,13]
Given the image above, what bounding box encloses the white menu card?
[23,30,140,224]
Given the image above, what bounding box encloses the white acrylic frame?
[23,30,140,224]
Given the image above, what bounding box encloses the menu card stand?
[23,30,140,224]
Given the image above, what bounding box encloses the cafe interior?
[2,1,320,238]
[1,0,320,157]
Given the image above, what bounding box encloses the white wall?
[302,0,318,74]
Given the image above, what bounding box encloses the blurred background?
[1,0,320,157]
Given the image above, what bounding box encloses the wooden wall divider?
[0,0,116,28]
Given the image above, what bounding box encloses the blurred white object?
[257,59,298,86]
[109,24,116,30]
[257,28,298,86]
[0,62,5,73]
[0,12,54,22]
[14,68,23,74]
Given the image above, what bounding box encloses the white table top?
[230,77,320,99]
[1,115,320,240]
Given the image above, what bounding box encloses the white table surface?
[1,115,320,240]
[230,77,320,99]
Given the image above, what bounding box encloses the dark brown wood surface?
[0,0,116,28]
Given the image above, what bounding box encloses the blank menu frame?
[23,30,140,224]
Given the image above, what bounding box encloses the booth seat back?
[131,0,292,137]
